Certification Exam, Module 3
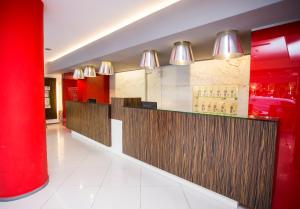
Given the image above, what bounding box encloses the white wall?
[111,55,250,117]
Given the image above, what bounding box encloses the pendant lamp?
[83,65,96,77]
[169,41,194,65]
[212,30,243,59]
[99,61,114,75]
[140,50,160,72]
[73,68,84,79]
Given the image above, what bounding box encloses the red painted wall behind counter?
[249,21,300,209]
[62,73,109,120]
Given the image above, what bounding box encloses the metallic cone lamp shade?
[140,50,160,72]
[73,68,84,79]
[99,61,114,75]
[169,41,194,65]
[84,66,96,77]
[213,30,243,59]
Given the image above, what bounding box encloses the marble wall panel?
[190,55,250,116]
[114,69,146,100]
[113,55,250,117]
[146,71,162,108]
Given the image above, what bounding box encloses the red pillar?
[0,0,48,200]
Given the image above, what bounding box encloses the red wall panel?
[0,0,48,199]
[83,76,109,103]
[249,21,300,209]
[62,73,109,120]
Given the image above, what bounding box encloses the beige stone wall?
[111,55,250,117]
[110,69,146,101]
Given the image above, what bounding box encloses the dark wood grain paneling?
[111,97,141,120]
[123,108,278,209]
[66,101,111,146]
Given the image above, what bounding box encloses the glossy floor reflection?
[0,124,235,209]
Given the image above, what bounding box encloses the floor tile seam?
[180,184,192,209]
[141,185,182,188]
[100,185,141,188]
[88,161,112,209]
[140,166,142,209]
[39,165,77,208]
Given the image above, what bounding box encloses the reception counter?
[111,98,278,209]
[66,101,111,146]
[66,98,278,209]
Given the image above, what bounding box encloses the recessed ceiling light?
[47,0,181,62]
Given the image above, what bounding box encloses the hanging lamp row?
[73,61,114,79]
[140,30,243,72]
[73,30,243,78]
[139,41,194,72]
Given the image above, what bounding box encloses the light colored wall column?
[111,119,123,153]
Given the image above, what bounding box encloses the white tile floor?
[0,124,235,209]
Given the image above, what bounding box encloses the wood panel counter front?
[66,101,111,146]
[121,106,278,209]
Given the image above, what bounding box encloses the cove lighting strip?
[47,0,181,62]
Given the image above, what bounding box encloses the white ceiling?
[44,0,300,73]
[44,0,180,62]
